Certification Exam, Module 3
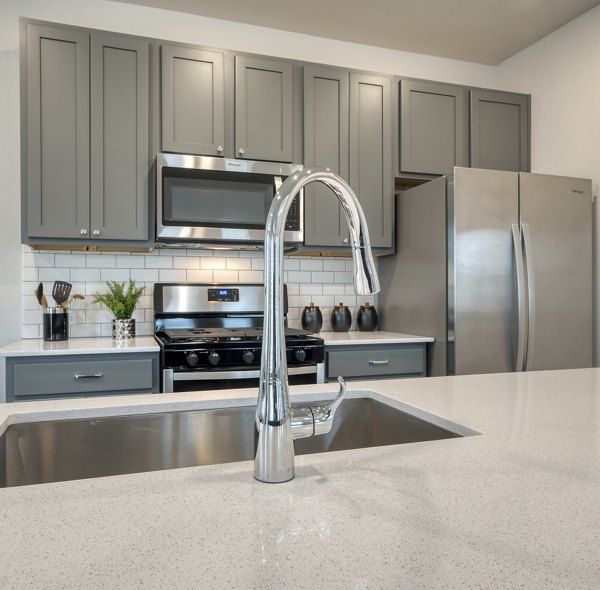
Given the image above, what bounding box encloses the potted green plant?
[92,280,144,340]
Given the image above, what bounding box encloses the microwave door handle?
[274,176,283,193]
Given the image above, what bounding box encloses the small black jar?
[357,302,378,331]
[301,302,323,333]
[330,302,352,332]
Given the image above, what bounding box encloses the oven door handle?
[172,366,318,381]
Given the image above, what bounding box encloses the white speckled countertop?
[1,369,599,589]
[319,330,433,345]
[0,336,160,356]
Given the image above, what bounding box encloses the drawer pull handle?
[74,373,104,380]
[368,359,389,366]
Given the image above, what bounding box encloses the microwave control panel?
[285,196,300,231]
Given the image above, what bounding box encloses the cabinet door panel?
[235,56,293,162]
[25,24,90,239]
[161,46,225,155]
[349,73,393,248]
[303,66,349,247]
[90,34,149,241]
[400,79,468,175]
[470,89,530,172]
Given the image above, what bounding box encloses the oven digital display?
[208,288,239,302]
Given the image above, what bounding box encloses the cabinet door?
[25,24,90,240]
[470,89,530,172]
[303,66,349,247]
[161,45,225,155]
[349,73,393,249]
[235,56,293,162]
[400,79,468,175]
[90,34,150,241]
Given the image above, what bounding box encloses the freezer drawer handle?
[74,373,104,380]
[368,359,389,366]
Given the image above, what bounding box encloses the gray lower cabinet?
[399,79,469,176]
[325,343,426,381]
[470,89,530,172]
[303,68,394,250]
[6,352,160,402]
[22,23,151,247]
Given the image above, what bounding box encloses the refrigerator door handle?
[512,224,527,372]
[521,223,535,371]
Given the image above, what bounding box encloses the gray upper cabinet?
[303,66,349,247]
[470,89,530,172]
[399,79,468,175]
[25,24,90,240]
[90,33,149,241]
[349,73,393,249]
[235,56,293,162]
[23,23,151,246]
[161,45,225,155]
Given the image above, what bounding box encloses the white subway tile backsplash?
[21,247,375,338]
[71,268,102,283]
[186,269,213,283]
[88,254,116,268]
[100,268,131,282]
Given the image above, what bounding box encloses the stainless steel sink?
[0,397,461,488]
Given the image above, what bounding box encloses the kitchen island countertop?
[1,369,599,589]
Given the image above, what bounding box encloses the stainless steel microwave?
[156,153,304,248]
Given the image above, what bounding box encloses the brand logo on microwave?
[227,162,243,168]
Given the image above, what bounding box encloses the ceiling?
[114,0,600,65]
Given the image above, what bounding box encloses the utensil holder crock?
[43,307,69,341]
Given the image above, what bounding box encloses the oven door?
[162,364,325,393]
[156,153,303,245]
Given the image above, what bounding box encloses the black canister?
[330,302,352,332]
[43,307,69,341]
[301,302,323,333]
[357,302,378,331]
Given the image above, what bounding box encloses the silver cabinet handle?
[238,148,245,156]
[92,229,100,237]
[80,228,88,236]
[217,145,224,153]
[343,237,349,244]
[74,373,104,380]
[368,359,389,366]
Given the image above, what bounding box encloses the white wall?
[496,4,600,364]
[0,0,495,346]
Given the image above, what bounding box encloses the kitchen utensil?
[60,294,84,309]
[34,282,48,309]
[43,307,69,341]
[357,302,378,331]
[52,281,72,307]
[301,303,323,333]
[330,302,352,332]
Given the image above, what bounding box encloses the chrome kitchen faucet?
[255,168,380,483]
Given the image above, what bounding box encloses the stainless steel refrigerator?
[378,167,592,376]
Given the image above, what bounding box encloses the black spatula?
[52,281,72,307]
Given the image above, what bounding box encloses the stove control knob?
[208,351,221,366]
[186,352,200,367]
[294,349,307,362]
[242,350,255,364]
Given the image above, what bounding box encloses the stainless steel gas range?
[154,283,325,393]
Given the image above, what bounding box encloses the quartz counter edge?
[0,336,160,356]
[318,330,433,345]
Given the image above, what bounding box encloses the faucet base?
[253,421,295,483]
